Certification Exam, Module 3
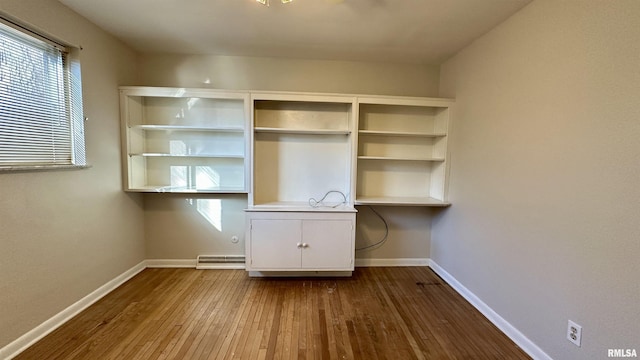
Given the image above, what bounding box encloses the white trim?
[196,264,246,270]
[428,260,553,360]
[0,261,146,360]
[146,258,247,269]
[355,258,429,267]
[145,259,197,268]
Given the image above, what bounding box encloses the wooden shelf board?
[358,130,447,138]
[254,127,351,135]
[357,156,445,162]
[131,125,244,132]
[355,196,450,207]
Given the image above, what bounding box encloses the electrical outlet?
[567,320,582,347]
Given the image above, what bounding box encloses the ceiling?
[59,0,531,65]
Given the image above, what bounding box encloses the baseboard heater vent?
[196,255,246,269]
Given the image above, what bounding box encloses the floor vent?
[196,255,246,270]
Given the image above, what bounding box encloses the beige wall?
[140,54,438,261]
[139,54,440,96]
[144,194,247,259]
[0,0,143,350]
[435,1,640,359]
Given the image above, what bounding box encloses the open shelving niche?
[120,87,250,193]
[354,96,453,207]
[247,92,357,211]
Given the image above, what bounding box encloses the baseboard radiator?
[196,255,246,269]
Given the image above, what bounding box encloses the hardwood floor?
[16,267,530,360]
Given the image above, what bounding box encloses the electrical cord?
[356,205,389,251]
[308,190,348,208]
[307,191,386,251]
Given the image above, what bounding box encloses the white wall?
[0,0,143,350]
[140,54,438,261]
[435,1,640,359]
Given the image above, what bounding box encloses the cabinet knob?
[302,243,309,248]
[296,242,303,248]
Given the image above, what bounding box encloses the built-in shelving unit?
[120,87,250,193]
[245,93,357,275]
[355,96,452,206]
[119,87,454,275]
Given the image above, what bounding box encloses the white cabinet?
[355,96,452,206]
[245,210,356,272]
[120,87,250,193]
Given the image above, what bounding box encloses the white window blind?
[0,19,85,170]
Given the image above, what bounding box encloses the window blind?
[0,20,85,169]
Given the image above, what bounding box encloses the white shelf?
[358,130,446,138]
[254,127,350,135]
[355,196,450,207]
[131,125,244,132]
[357,156,445,162]
[246,202,356,213]
[357,95,454,107]
[130,153,244,159]
[133,185,248,193]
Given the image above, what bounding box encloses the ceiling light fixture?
[256,0,293,6]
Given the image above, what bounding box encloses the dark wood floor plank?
[15,267,531,360]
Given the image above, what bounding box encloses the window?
[0,18,85,170]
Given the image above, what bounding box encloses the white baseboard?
[0,261,146,360]
[145,259,196,268]
[355,257,429,267]
[428,260,552,360]
[145,259,246,270]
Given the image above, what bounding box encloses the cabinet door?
[301,220,354,270]
[249,219,301,269]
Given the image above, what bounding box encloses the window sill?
[0,164,92,173]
